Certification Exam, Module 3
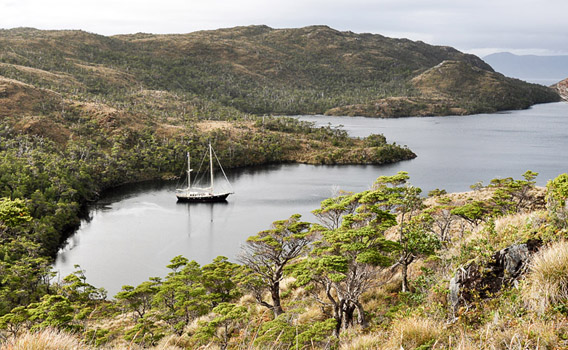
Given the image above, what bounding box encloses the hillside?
[0,26,559,118]
[553,77,568,100]
[484,52,568,85]
[0,26,566,350]
[2,171,568,349]
[0,27,418,322]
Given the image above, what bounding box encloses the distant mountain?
[0,26,560,118]
[483,52,568,86]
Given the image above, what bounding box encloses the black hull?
[176,193,230,203]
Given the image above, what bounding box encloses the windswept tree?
[451,201,490,227]
[153,256,208,335]
[312,192,361,230]
[294,224,398,335]
[546,173,568,229]
[489,170,540,215]
[373,176,435,292]
[423,198,457,244]
[192,302,248,350]
[397,215,441,292]
[115,279,160,321]
[294,174,416,335]
[238,214,312,317]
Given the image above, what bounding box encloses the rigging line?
[176,150,189,188]
[211,146,234,193]
[193,147,209,186]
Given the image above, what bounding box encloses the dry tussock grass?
[339,332,384,350]
[523,240,568,314]
[0,328,88,350]
[386,315,444,350]
[493,211,547,245]
[474,318,563,350]
[296,304,324,325]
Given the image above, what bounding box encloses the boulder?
[449,239,541,314]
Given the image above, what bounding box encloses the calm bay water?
[54,102,568,296]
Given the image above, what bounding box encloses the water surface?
[54,102,568,296]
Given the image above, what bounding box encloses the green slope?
[0,25,559,117]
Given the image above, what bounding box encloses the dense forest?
[0,26,566,349]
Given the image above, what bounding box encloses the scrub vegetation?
[0,25,566,349]
[1,171,568,349]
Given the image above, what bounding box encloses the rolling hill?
[0,25,560,119]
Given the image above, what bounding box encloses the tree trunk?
[401,261,409,292]
[354,301,368,329]
[333,305,342,337]
[332,299,344,337]
[342,303,355,330]
[270,281,284,316]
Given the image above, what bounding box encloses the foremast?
[186,151,192,190]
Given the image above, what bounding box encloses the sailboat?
[176,143,234,202]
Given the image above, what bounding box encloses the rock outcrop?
[449,239,542,314]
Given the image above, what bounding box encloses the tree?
[367,173,437,292]
[153,256,208,335]
[397,216,441,292]
[192,303,248,350]
[546,173,568,229]
[451,201,490,227]
[239,214,312,317]
[295,224,397,335]
[312,192,360,230]
[27,295,75,331]
[489,170,539,215]
[295,174,415,335]
[424,201,456,244]
[201,256,242,307]
[60,265,107,303]
[0,198,32,229]
[115,279,160,321]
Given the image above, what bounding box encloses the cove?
[54,102,568,296]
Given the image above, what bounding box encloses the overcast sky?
[1,0,567,57]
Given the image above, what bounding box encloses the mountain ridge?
[0,25,559,118]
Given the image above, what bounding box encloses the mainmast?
[209,143,214,194]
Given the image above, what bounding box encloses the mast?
[187,151,191,189]
[209,143,214,193]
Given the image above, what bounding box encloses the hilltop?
[0,26,560,118]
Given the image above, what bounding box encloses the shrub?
[546,174,568,230]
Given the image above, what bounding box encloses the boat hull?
[176,192,231,203]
